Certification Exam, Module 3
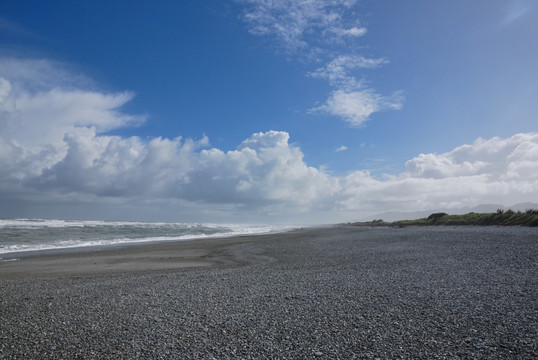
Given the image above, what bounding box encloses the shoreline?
[0,226,318,279]
[1,224,534,280]
[0,221,299,258]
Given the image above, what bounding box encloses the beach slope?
[1,226,536,358]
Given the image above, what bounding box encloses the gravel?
[1,226,537,359]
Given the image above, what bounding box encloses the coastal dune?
[1,226,536,358]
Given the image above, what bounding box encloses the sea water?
[0,218,290,255]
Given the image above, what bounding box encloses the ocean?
[0,219,290,256]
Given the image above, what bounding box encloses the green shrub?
[352,209,538,227]
[427,213,448,221]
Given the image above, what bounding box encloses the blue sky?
[0,0,537,223]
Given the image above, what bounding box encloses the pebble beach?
[1,226,537,359]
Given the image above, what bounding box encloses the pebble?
[1,226,536,359]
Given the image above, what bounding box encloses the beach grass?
[352,208,538,227]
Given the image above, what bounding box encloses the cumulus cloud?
[313,89,403,126]
[1,57,536,222]
[0,59,146,189]
[179,131,338,208]
[405,134,538,180]
[340,133,538,214]
[240,0,403,126]
[0,58,338,218]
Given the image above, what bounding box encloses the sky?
[0,0,537,224]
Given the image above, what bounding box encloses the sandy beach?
[1,225,537,358]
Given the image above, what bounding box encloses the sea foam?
[0,219,292,254]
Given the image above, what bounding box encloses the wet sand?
[0,227,316,279]
[1,225,537,358]
[0,231,273,279]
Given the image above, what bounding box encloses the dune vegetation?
[352,209,538,227]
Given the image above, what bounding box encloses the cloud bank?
[340,133,538,215]
[1,58,536,222]
[240,0,403,126]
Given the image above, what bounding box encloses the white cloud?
[240,0,403,126]
[313,89,404,126]
[308,55,402,125]
[241,0,359,52]
[332,26,367,37]
[0,77,11,100]
[1,57,536,222]
[27,127,338,209]
[179,131,339,208]
[340,133,538,215]
[335,145,348,152]
[0,57,94,92]
[309,55,389,88]
[0,58,339,218]
[405,133,538,179]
